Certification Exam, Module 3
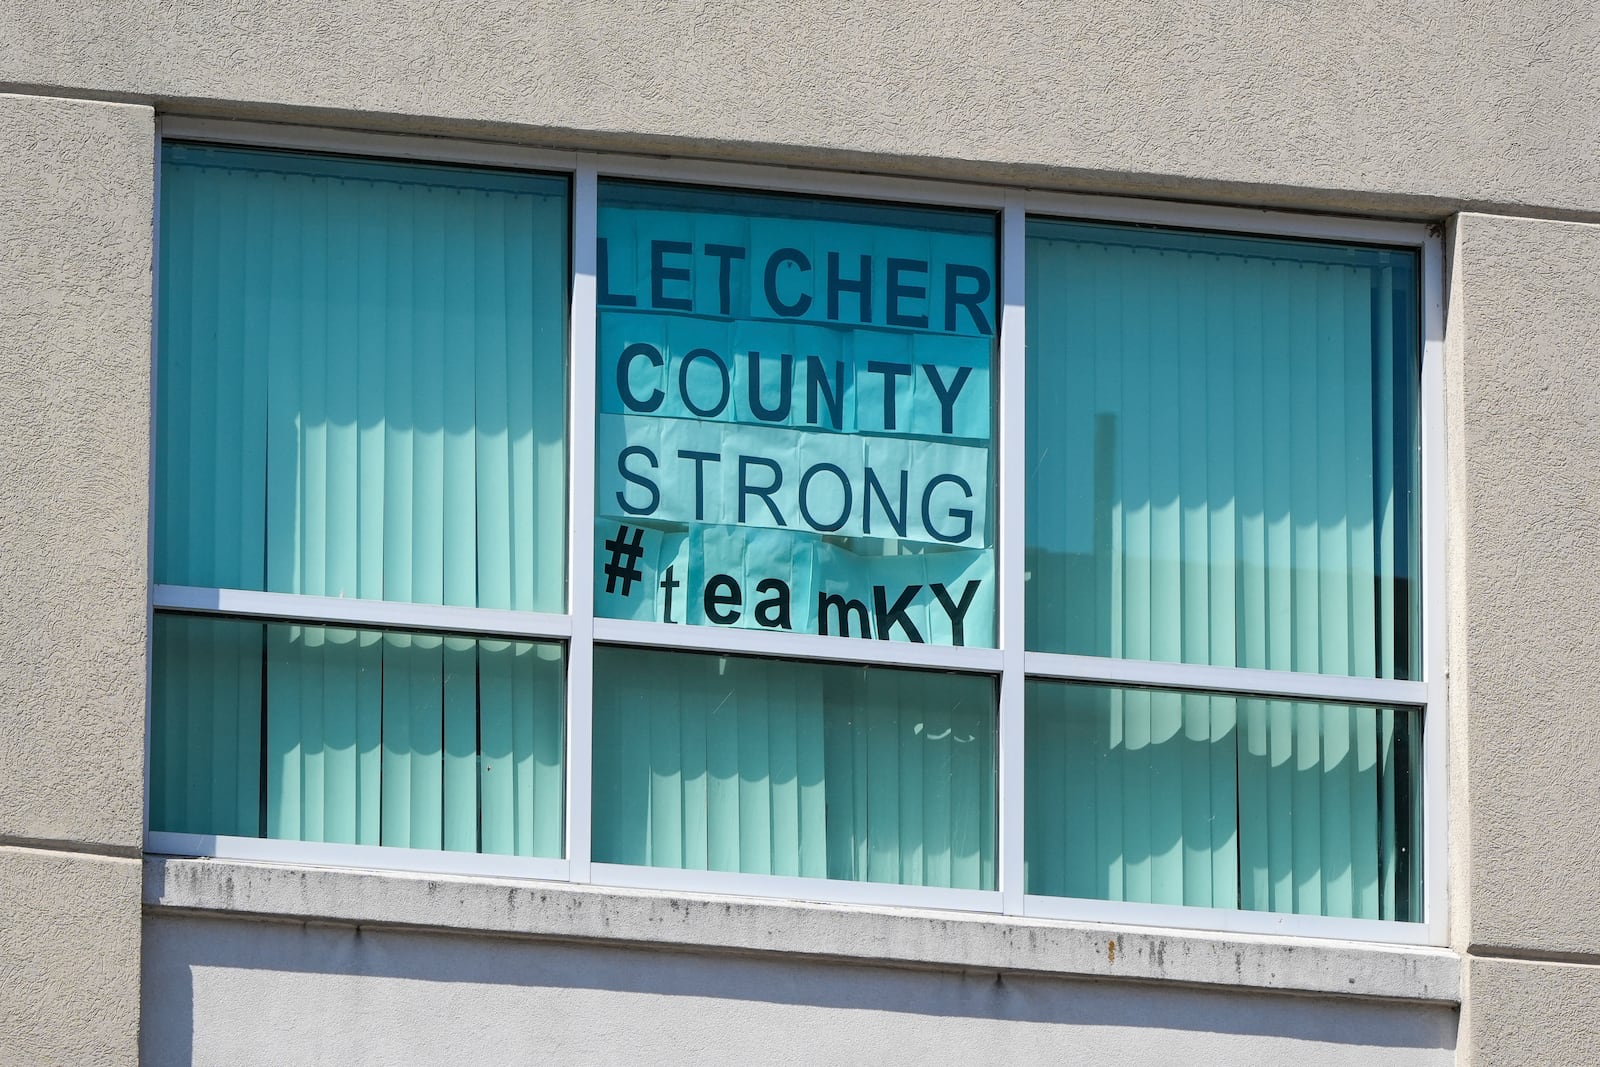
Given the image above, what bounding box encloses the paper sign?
[595,186,997,647]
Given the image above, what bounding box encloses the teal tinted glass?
[592,647,997,889]
[1025,220,1421,678]
[150,614,566,856]
[1025,680,1422,922]
[594,181,998,648]
[156,144,569,612]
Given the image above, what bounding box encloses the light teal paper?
[597,413,989,547]
[594,519,994,646]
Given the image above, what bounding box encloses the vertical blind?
[1025,221,1419,678]
[155,144,569,610]
[592,648,997,889]
[150,615,567,856]
[1025,682,1420,920]
[1023,220,1423,920]
[151,145,571,852]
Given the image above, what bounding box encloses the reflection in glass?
[150,614,566,858]
[1025,679,1422,921]
[156,144,570,613]
[593,646,997,889]
[1025,220,1421,678]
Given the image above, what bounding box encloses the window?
[1022,220,1424,922]
[150,144,571,863]
[148,129,1441,941]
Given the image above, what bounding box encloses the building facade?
[2,4,1599,1064]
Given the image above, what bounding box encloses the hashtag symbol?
[602,524,646,596]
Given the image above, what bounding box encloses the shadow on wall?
[141,912,1458,1065]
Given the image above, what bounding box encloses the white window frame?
[144,117,1447,947]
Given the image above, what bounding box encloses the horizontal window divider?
[144,832,572,885]
[152,585,573,642]
[592,863,1002,915]
[1020,894,1440,948]
[591,617,1005,674]
[1022,651,1428,707]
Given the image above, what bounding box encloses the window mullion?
[998,192,1029,915]
[565,160,600,884]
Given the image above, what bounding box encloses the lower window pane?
[593,647,997,890]
[1025,680,1422,921]
[150,613,566,858]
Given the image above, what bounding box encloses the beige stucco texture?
[2,2,1598,219]
[0,93,153,850]
[1465,957,1600,1067]
[0,846,141,1065]
[1449,212,1600,959]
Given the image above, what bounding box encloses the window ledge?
[142,856,1460,1005]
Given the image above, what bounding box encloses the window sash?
[147,117,1446,947]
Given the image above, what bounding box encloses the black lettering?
[616,445,659,516]
[703,243,746,316]
[704,574,742,625]
[827,252,872,323]
[867,360,912,431]
[738,455,786,525]
[862,467,909,537]
[804,356,845,430]
[886,257,929,328]
[817,591,870,638]
[764,248,812,317]
[922,473,974,544]
[676,449,720,522]
[754,578,792,630]
[616,341,665,413]
[873,584,925,643]
[660,565,681,624]
[651,239,693,311]
[679,347,731,418]
[944,263,992,335]
[798,462,852,533]
[746,351,793,423]
[597,238,637,307]
[922,364,973,436]
[931,580,981,647]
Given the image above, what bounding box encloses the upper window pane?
[594,182,998,648]
[155,144,570,613]
[1025,220,1421,679]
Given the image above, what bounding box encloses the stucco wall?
[0,91,152,1066]
[0,849,142,1064]
[0,91,152,851]
[1448,212,1600,1065]
[2,2,1598,219]
[0,6,1597,1064]
[142,912,1458,1066]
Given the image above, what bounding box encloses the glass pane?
[595,181,998,648]
[592,647,997,889]
[150,613,566,858]
[1025,220,1421,679]
[1025,679,1422,922]
[155,144,570,613]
